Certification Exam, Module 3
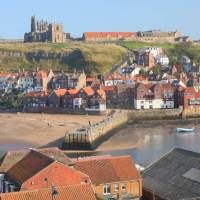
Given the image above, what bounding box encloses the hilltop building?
[82,32,137,41]
[137,30,182,43]
[24,16,70,43]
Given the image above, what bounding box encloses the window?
[103,185,111,195]
[121,183,126,191]
[114,184,119,192]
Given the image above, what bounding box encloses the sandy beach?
[0,113,105,148]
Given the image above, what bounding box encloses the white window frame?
[121,183,126,191]
[114,184,119,192]
[103,184,111,195]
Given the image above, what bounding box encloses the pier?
[62,110,128,150]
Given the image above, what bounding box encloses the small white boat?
[176,127,195,133]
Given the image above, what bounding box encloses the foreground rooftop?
[142,148,200,200]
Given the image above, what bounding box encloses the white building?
[139,46,163,57]
[17,75,34,89]
[134,99,163,109]
[155,55,169,65]
[134,83,174,110]
[120,66,141,77]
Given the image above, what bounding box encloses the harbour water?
[1,119,200,167]
[95,119,200,167]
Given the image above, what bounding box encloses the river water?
[1,119,200,167]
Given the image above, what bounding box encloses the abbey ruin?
[24,16,70,43]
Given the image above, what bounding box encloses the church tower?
[31,16,37,32]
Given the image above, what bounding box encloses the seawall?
[128,108,183,123]
[62,108,183,150]
[62,110,128,150]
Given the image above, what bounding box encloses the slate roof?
[74,155,141,185]
[142,148,200,200]
[0,184,97,200]
[37,147,72,166]
[7,150,54,184]
[0,147,72,173]
[0,150,29,173]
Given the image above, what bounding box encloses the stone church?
[24,16,70,43]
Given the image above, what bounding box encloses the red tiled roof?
[74,156,141,185]
[86,77,96,82]
[0,73,15,78]
[104,72,123,80]
[24,91,49,98]
[96,89,106,98]
[0,184,97,200]
[183,86,196,94]
[54,88,67,97]
[84,32,137,39]
[82,87,94,96]
[67,89,79,96]
[6,150,88,189]
[102,86,116,91]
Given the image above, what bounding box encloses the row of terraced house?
[22,87,106,113]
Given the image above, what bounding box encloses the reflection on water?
[1,120,200,167]
[99,125,200,167]
[0,143,33,152]
[68,121,200,167]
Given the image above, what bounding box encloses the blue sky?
[0,0,199,39]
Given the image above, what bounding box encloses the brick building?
[134,83,175,109]
[178,86,200,110]
[83,32,137,41]
[22,91,49,112]
[102,84,134,109]
[74,155,142,200]
[135,52,156,67]
[1,150,90,192]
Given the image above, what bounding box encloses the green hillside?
[0,42,127,75]
[120,41,200,66]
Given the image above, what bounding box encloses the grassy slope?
[120,41,175,52]
[121,41,200,62]
[0,42,127,75]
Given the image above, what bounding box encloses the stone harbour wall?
[63,110,128,150]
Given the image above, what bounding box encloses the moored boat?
[176,127,195,133]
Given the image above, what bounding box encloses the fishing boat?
[176,127,195,133]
